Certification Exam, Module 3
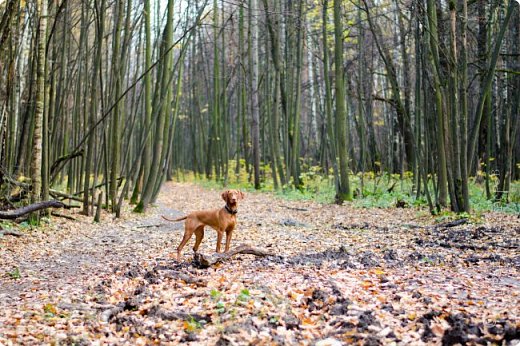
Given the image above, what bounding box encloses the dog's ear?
[239,191,245,200]
[221,190,229,202]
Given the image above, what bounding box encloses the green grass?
[7,267,21,279]
[171,162,519,215]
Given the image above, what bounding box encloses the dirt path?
[1,182,519,345]
[0,203,181,298]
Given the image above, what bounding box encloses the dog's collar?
[225,204,238,215]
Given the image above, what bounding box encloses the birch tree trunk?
[30,0,48,213]
[250,0,261,189]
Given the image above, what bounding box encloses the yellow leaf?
[288,289,304,301]
[301,317,315,328]
[183,321,195,333]
[247,300,256,309]
[373,268,385,275]
[43,303,57,315]
[361,281,373,289]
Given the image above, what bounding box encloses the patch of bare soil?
[1,182,519,345]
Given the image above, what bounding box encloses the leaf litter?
[0,182,519,345]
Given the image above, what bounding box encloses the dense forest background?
[0,0,518,218]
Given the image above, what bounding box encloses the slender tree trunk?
[324,0,340,195]
[250,0,261,189]
[356,2,367,189]
[459,0,470,211]
[141,0,153,195]
[109,0,123,212]
[70,1,87,195]
[396,0,413,173]
[41,2,51,207]
[333,0,351,202]
[236,1,245,182]
[212,0,220,181]
[290,0,304,189]
[83,0,105,215]
[30,0,48,214]
[426,0,448,209]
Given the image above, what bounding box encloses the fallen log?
[49,189,83,202]
[193,244,273,268]
[0,200,66,220]
[0,229,24,237]
[51,212,77,221]
[432,218,468,229]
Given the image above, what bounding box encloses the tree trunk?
[459,0,470,211]
[30,0,48,217]
[82,0,105,216]
[250,0,261,189]
[109,0,123,212]
[323,0,340,196]
[333,0,352,202]
[426,0,448,209]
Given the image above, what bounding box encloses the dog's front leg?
[216,230,224,253]
[224,229,233,252]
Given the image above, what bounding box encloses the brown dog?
[162,190,245,261]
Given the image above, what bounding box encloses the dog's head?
[222,189,245,206]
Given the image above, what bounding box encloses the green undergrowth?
[171,163,519,215]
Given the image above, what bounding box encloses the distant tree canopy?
[0,0,518,216]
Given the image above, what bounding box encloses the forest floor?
[0,182,519,345]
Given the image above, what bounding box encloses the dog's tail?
[162,215,187,222]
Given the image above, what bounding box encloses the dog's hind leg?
[193,226,205,252]
[177,222,195,261]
